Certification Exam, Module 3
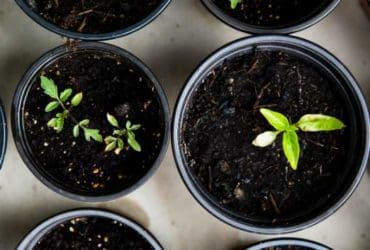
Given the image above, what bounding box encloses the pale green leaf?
[297,114,345,132]
[260,108,290,131]
[126,121,132,130]
[60,88,73,102]
[73,125,80,138]
[117,138,124,149]
[282,130,300,170]
[107,113,119,128]
[47,118,58,128]
[252,131,280,147]
[128,137,141,152]
[71,92,83,107]
[40,76,58,99]
[83,128,102,142]
[45,101,59,112]
[130,124,141,131]
[104,136,116,144]
[105,141,117,152]
[79,119,90,126]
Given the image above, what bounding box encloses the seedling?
[41,76,103,143]
[230,0,241,9]
[104,113,142,155]
[252,108,345,170]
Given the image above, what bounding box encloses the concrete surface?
[0,0,369,249]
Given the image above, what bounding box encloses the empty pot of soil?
[172,35,369,233]
[202,0,341,34]
[246,238,331,250]
[12,42,169,202]
[15,0,172,40]
[18,209,162,249]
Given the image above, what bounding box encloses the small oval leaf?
[282,130,300,170]
[230,0,241,9]
[79,119,90,126]
[47,118,57,128]
[128,137,141,152]
[45,101,59,112]
[260,108,290,131]
[297,114,345,132]
[105,141,117,152]
[252,131,280,147]
[60,88,73,102]
[107,113,119,128]
[40,76,58,99]
[71,92,83,106]
[73,125,80,138]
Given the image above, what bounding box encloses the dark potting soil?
[24,49,165,196]
[34,216,154,250]
[212,0,332,27]
[28,0,162,33]
[182,49,349,223]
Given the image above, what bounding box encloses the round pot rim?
[15,0,172,41]
[12,42,170,202]
[0,100,7,171]
[172,35,370,234]
[17,208,163,250]
[201,0,341,34]
[246,238,331,250]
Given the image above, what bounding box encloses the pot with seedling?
[12,42,170,202]
[15,0,171,40]
[18,209,163,249]
[202,0,341,34]
[172,35,369,233]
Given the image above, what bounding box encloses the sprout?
[229,0,241,9]
[252,108,345,170]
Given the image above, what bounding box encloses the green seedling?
[230,0,241,9]
[104,113,142,154]
[252,108,345,170]
[41,76,102,143]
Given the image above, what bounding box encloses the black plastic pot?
[12,42,170,202]
[201,0,341,34]
[172,35,370,234]
[17,208,163,249]
[0,99,7,170]
[247,238,331,250]
[15,0,171,41]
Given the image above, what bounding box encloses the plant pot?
[17,208,162,249]
[201,0,341,34]
[0,99,7,171]
[172,35,369,234]
[247,238,331,250]
[12,42,170,202]
[15,0,171,41]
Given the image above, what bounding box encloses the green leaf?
[71,92,83,107]
[230,0,241,9]
[117,138,124,149]
[282,130,300,170]
[47,118,58,128]
[45,101,59,112]
[79,119,90,126]
[105,141,117,152]
[297,114,346,132]
[113,129,124,136]
[55,118,64,133]
[260,108,290,131]
[127,130,135,140]
[130,124,141,131]
[252,131,280,147]
[126,121,132,130]
[83,128,102,142]
[104,136,116,144]
[128,137,141,152]
[60,88,73,102]
[107,113,119,128]
[40,76,58,99]
[73,125,80,138]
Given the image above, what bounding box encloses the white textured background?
[0,0,369,249]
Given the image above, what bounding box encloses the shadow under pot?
[172,35,369,234]
[15,0,171,40]
[12,42,169,202]
[246,238,331,250]
[201,0,341,34]
[17,209,162,250]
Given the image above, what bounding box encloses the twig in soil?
[253,82,271,108]
[296,66,304,106]
[269,193,281,215]
[78,17,87,32]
